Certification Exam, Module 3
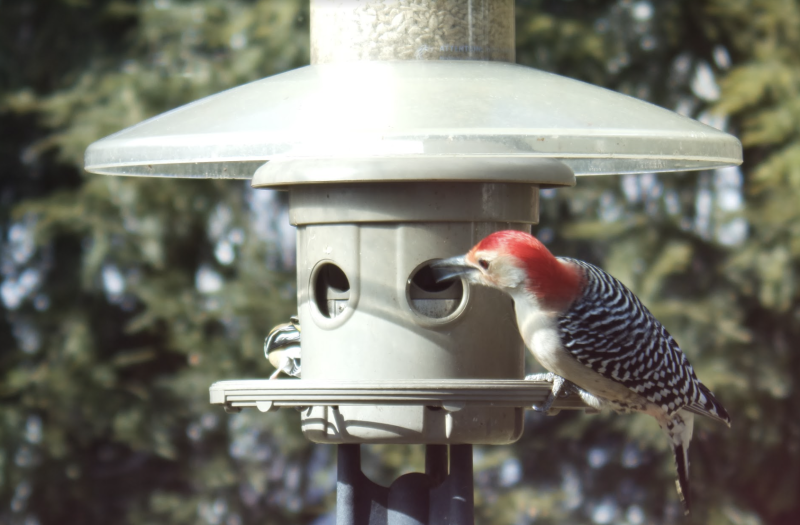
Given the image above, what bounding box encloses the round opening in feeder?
[313,262,350,319]
[408,262,466,320]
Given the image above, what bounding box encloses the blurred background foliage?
[1,0,798,524]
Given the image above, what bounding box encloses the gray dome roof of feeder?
[84,59,741,180]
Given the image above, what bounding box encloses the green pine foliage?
[2,2,316,524]
[1,0,798,524]
[511,1,800,524]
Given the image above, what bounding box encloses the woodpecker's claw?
[527,372,568,413]
[527,372,584,414]
[532,397,555,413]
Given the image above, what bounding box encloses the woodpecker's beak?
[430,255,478,283]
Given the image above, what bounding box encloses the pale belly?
[515,300,647,407]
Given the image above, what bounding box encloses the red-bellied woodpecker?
[434,230,730,515]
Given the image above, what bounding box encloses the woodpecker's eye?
[478,259,490,270]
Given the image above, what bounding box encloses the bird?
[264,315,302,379]
[433,230,730,515]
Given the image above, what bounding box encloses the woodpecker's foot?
[526,372,571,413]
[525,372,556,383]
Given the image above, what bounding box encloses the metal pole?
[425,445,448,486]
[337,444,474,525]
[447,445,475,524]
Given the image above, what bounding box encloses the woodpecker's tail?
[673,443,691,515]
[660,410,694,516]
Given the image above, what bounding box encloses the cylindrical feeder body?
[254,157,575,444]
[291,177,535,384]
[248,1,573,445]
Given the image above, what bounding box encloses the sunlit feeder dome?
[84,60,742,181]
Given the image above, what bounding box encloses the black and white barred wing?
[556,258,730,426]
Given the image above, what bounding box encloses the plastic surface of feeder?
[253,157,575,188]
[289,182,541,224]
[288,177,537,443]
[84,61,742,178]
[296,222,529,383]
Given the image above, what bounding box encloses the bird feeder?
[84,1,742,523]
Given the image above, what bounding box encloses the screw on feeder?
[83,0,742,522]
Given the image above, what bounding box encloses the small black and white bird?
[264,315,301,379]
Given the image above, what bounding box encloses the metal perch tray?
[211,379,593,444]
[210,379,590,412]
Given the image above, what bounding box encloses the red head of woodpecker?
[434,230,731,515]
[433,230,584,313]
